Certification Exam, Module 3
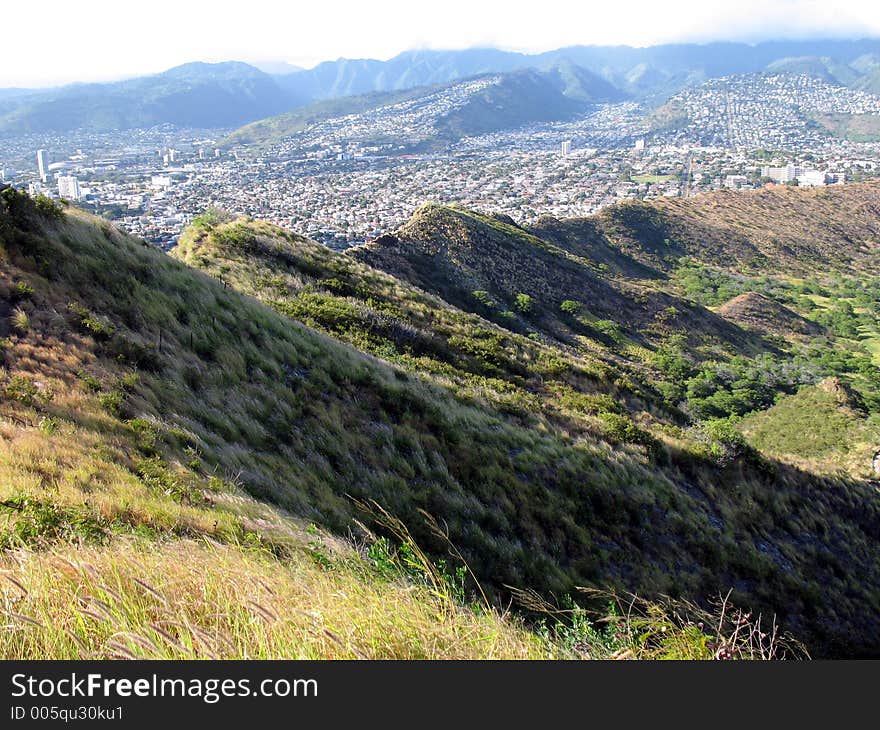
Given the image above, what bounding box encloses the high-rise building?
[57,175,82,201]
[634,138,646,151]
[36,149,49,182]
[560,140,571,158]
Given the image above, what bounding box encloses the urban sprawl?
[2,73,880,250]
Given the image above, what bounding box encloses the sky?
[4,0,880,87]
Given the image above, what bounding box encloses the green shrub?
[69,302,115,340]
[33,195,64,222]
[76,370,102,393]
[127,418,159,455]
[11,308,29,332]
[692,418,753,466]
[136,457,207,507]
[0,496,108,548]
[10,281,35,302]
[594,320,623,343]
[514,293,533,314]
[598,412,659,456]
[472,290,493,307]
[5,375,38,405]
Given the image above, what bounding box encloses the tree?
[560,300,580,316]
[514,293,532,314]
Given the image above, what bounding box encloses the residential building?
[58,175,82,201]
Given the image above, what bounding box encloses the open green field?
[632,175,676,184]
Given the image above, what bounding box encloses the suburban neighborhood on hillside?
[2,72,879,249]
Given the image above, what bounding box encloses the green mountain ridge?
[350,203,761,353]
[2,185,880,656]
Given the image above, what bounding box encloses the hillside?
[649,72,880,147]
[171,210,651,417]
[226,70,595,150]
[592,183,880,275]
[3,189,880,656]
[172,202,880,656]
[346,186,880,442]
[433,70,587,138]
[765,56,862,86]
[716,293,823,337]
[224,87,429,147]
[0,62,298,135]
[813,112,880,142]
[349,203,759,353]
[740,378,880,479]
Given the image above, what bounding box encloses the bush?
[68,302,115,340]
[5,375,38,405]
[692,418,753,466]
[213,223,257,250]
[472,290,493,307]
[514,293,533,314]
[560,300,581,316]
[11,308,30,332]
[33,195,64,221]
[191,208,231,230]
[598,412,659,456]
[10,281,35,302]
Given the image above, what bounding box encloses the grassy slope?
[593,183,880,275]
[172,212,661,435]
[715,293,822,338]
[2,540,552,660]
[812,113,880,143]
[351,203,759,355]
[0,202,554,659]
[740,380,880,478]
[170,210,880,656]
[2,195,880,656]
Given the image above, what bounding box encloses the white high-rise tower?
[36,149,49,183]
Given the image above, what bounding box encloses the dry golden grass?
[0,415,245,542]
[0,538,551,660]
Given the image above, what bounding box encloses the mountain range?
[2,38,880,136]
[226,66,620,148]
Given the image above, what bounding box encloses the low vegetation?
[2,185,880,658]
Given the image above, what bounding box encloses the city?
[2,73,880,250]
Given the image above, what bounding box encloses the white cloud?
[4,0,880,86]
